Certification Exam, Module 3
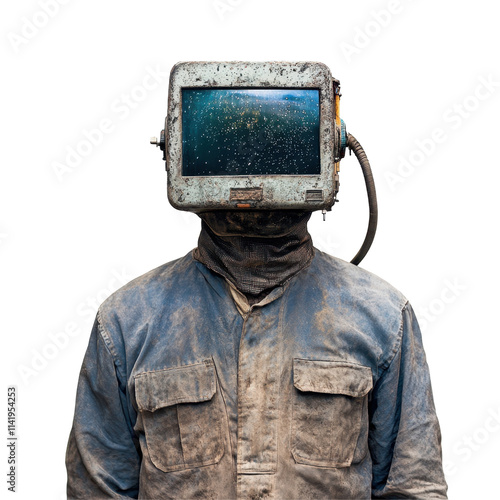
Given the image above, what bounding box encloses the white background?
[1,0,499,498]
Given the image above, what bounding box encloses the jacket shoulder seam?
[96,309,122,374]
[379,299,409,374]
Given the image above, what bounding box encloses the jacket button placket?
[236,297,282,500]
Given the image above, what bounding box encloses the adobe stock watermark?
[339,0,415,64]
[178,210,200,228]
[51,65,168,182]
[7,0,72,54]
[417,277,467,334]
[213,0,245,21]
[385,74,500,191]
[17,268,133,385]
[444,403,500,477]
[314,234,342,256]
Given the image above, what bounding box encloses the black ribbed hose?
[347,133,378,266]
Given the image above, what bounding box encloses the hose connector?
[339,119,347,159]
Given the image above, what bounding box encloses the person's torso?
[99,250,406,499]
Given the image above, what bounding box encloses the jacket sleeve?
[66,315,141,499]
[369,301,448,498]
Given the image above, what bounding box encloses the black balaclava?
[193,210,314,304]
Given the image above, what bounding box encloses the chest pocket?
[135,359,225,473]
[291,358,373,468]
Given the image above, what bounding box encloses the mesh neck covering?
[193,211,314,303]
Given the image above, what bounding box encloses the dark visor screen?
[181,89,320,176]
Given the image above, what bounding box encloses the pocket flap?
[135,360,216,412]
[293,359,373,397]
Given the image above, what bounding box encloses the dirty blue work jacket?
[66,250,448,499]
